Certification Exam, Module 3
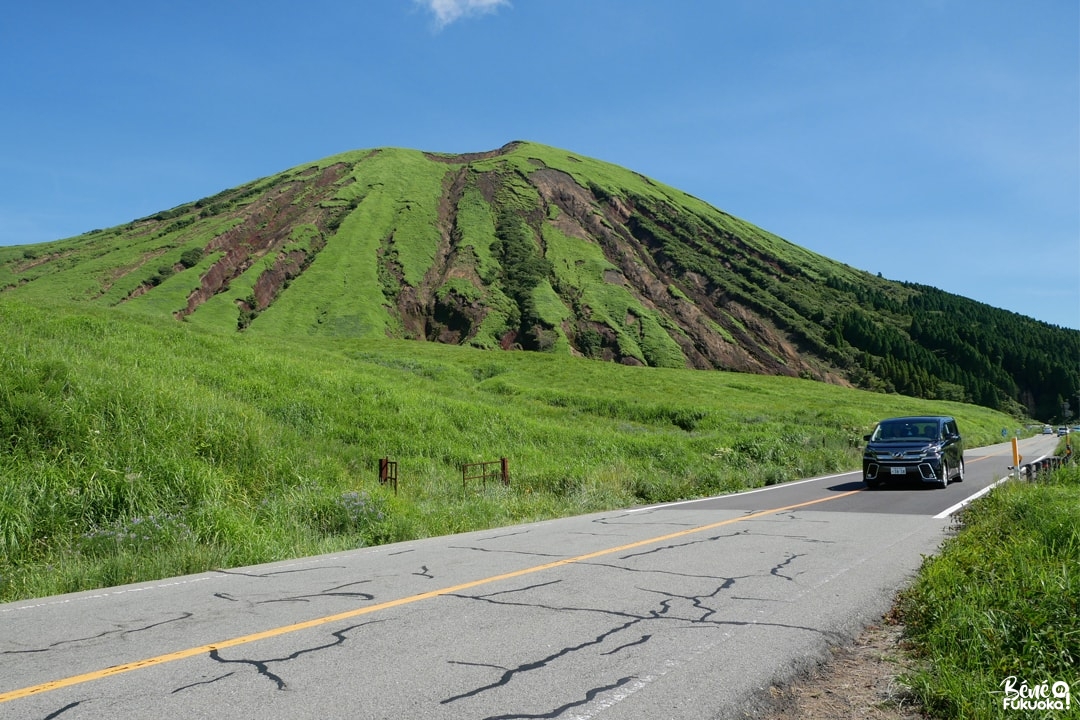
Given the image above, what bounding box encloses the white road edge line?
[629,440,1060,520]
[627,470,861,512]
[932,478,1009,519]
[933,448,1056,519]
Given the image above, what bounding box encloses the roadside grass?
[898,457,1079,719]
[0,298,1018,603]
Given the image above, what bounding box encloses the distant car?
[1058,427,1070,436]
[1043,425,1054,434]
[862,416,964,489]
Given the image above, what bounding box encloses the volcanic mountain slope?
[2,141,1077,417]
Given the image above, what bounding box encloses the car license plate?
[890,467,907,475]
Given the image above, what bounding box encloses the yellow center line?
[0,489,861,704]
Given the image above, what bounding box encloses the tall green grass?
[898,462,1080,719]
[0,298,1016,603]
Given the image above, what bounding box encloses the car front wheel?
[938,460,949,489]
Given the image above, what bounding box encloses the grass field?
[0,297,1017,603]
[898,457,1079,719]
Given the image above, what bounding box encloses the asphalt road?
[0,434,1063,720]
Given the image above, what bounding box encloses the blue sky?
[2,1,1077,329]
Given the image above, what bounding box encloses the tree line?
[834,280,1079,421]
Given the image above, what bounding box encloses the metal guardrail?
[1019,455,1068,481]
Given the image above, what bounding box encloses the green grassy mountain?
[2,141,1076,419]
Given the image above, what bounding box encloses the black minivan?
[862,416,964,489]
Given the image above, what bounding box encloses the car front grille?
[873,450,925,461]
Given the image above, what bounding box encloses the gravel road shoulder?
[752,611,930,720]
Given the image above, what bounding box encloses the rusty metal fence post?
[379,457,398,494]
[462,458,510,490]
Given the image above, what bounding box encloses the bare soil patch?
[753,615,930,720]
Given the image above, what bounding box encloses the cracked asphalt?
[0,435,1059,720]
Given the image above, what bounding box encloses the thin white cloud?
[416,0,510,29]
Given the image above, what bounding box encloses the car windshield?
[873,420,940,441]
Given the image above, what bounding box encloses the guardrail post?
[501,457,509,486]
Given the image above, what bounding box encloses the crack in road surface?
[200,620,383,691]
[441,570,842,713]
[0,613,193,655]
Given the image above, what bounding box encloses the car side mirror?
[863,434,872,442]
